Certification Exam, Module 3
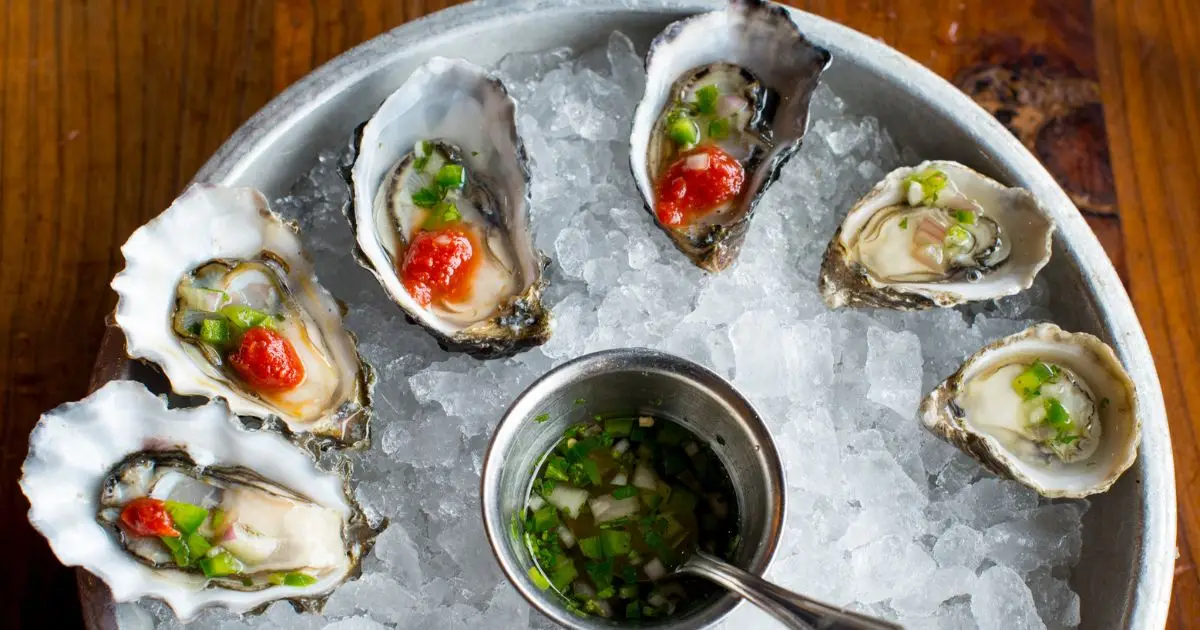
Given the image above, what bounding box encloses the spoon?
[674,550,904,630]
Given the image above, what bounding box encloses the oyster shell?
[630,0,830,272]
[112,185,372,447]
[918,324,1140,498]
[347,57,551,358]
[19,381,375,621]
[820,160,1055,309]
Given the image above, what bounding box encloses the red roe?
[400,228,479,308]
[653,145,745,228]
[228,326,306,392]
[119,497,179,538]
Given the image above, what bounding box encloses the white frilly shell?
[19,380,355,621]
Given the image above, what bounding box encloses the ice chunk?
[849,535,937,603]
[865,327,924,418]
[933,522,986,570]
[971,565,1047,630]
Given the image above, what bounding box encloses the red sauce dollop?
[400,228,478,308]
[653,145,745,228]
[120,497,179,538]
[228,326,306,392]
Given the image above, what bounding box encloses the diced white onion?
[546,485,589,519]
[648,593,669,608]
[644,558,667,581]
[907,181,925,206]
[638,416,655,427]
[611,472,628,486]
[594,599,614,618]
[613,439,630,455]
[573,580,596,598]
[527,495,545,511]
[685,153,710,170]
[632,462,658,490]
[592,496,640,524]
[684,442,699,457]
[557,525,576,549]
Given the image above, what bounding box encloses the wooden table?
[1,1,1195,627]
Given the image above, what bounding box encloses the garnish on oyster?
[919,324,1140,498]
[630,0,830,272]
[20,381,375,621]
[112,185,371,447]
[820,160,1055,310]
[348,58,550,359]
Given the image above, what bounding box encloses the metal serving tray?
[83,1,1175,628]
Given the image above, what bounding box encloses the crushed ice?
[136,32,1084,630]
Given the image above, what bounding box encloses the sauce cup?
[481,348,785,628]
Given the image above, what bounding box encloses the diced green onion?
[579,536,604,560]
[904,169,948,205]
[603,417,632,437]
[899,218,909,229]
[210,508,227,535]
[667,116,700,147]
[695,85,720,115]
[626,602,642,618]
[600,530,632,556]
[707,118,731,140]
[954,209,977,224]
[531,505,559,532]
[179,286,229,312]
[410,186,442,208]
[160,535,190,568]
[543,456,571,482]
[612,486,637,500]
[185,532,212,564]
[1044,397,1072,429]
[943,225,972,249]
[1012,360,1057,399]
[549,557,578,591]
[197,550,243,578]
[619,584,640,599]
[528,566,551,591]
[219,305,272,331]
[533,412,551,424]
[421,201,462,230]
[581,460,602,486]
[164,501,209,534]
[199,318,230,346]
[413,140,433,171]
[1031,360,1057,382]
[282,572,318,587]
[435,164,465,189]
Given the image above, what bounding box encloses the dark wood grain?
[0,1,1192,628]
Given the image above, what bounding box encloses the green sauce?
[523,414,739,620]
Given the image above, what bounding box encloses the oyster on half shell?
[20,381,376,621]
[820,160,1055,310]
[630,0,831,272]
[919,324,1140,498]
[112,185,372,447]
[347,57,551,359]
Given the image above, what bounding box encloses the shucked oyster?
[630,0,830,272]
[820,160,1055,309]
[112,185,372,447]
[919,324,1140,498]
[20,381,375,621]
[348,57,550,358]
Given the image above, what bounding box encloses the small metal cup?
[481,348,786,629]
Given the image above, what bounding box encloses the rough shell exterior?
[629,0,830,272]
[111,184,373,448]
[19,380,375,621]
[918,323,1141,498]
[345,57,551,359]
[820,160,1055,310]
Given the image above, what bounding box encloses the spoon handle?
[679,551,904,630]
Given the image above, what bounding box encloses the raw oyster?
[918,324,1140,498]
[112,185,371,447]
[347,57,551,358]
[820,160,1055,309]
[630,0,830,271]
[20,381,375,621]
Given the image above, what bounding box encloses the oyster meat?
[820,160,1055,309]
[348,57,550,358]
[630,0,830,271]
[112,185,372,447]
[20,381,375,621]
[918,324,1140,498]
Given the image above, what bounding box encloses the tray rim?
[83,1,1176,628]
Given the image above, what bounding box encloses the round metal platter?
[83,1,1175,628]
